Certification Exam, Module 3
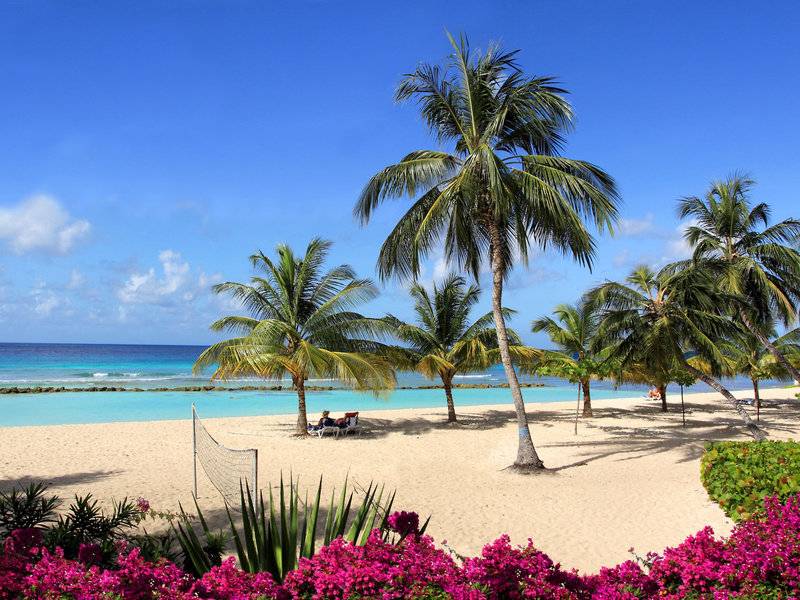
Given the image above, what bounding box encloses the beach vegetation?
[193,238,396,435]
[590,265,766,439]
[386,274,539,423]
[676,174,800,383]
[701,440,800,521]
[531,299,608,417]
[718,325,800,419]
[2,488,800,598]
[354,33,619,469]
[174,475,414,583]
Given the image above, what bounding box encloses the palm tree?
[531,300,604,417]
[678,175,800,383]
[720,325,800,420]
[354,34,619,470]
[386,274,538,423]
[590,265,766,440]
[194,238,396,435]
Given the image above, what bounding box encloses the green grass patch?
[701,441,800,521]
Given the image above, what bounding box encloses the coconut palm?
[531,300,605,417]
[386,274,539,423]
[678,175,800,382]
[194,238,396,435]
[590,265,766,440]
[720,325,800,420]
[354,34,619,469]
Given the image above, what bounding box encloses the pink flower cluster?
[1,499,799,598]
[386,510,420,538]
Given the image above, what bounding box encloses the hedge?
[701,440,800,521]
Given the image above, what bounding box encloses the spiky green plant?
[194,238,396,435]
[677,174,800,382]
[386,274,539,422]
[354,33,619,469]
[174,475,420,583]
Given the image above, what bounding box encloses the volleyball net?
[192,404,257,507]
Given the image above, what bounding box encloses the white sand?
[1,386,798,573]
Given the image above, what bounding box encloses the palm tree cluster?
[529,175,800,442]
[196,35,798,468]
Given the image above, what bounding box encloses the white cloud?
[618,214,654,237]
[34,294,60,317]
[66,269,85,289]
[117,250,222,310]
[663,219,698,261]
[613,249,631,267]
[118,250,191,304]
[0,194,91,254]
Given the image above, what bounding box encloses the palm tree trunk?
[658,384,667,412]
[739,309,800,383]
[443,377,457,423]
[487,221,544,470]
[684,363,766,440]
[581,379,593,417]
[752,378,761,421]
[294,376,309,435]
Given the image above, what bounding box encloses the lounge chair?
[307,422,341,438]
[340,411,361,436]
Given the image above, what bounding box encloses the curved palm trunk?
[442,376,457,423]
[488,221,544,469]
[658,384,668,413]
[684,363,766,440]
[581,379,593,417]
[293,376,309,435]
[739,309,800,383]
[752,378,761,421]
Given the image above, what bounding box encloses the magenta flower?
[77,543,103,565]
[386,510,420,537]
[4,528,43,554]
[136,497,150,513]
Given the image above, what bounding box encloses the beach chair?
[340,411,361,436]
[307,423,341,438]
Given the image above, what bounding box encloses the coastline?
[0,382,548,394]
[2,386,798,572]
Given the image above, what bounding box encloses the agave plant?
[174,475,424,582]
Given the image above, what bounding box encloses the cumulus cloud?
[0,194,91,254]
[663,219,698,261]
[117,250,222,309]
[118,250,191,304]
[617,214,654,237]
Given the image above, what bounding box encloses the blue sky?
[1,1,798,346]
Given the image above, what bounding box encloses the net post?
[192,404,198,498]
[252,449,258,505]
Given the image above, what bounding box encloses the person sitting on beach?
[648,388,661,400]
[315,410,336,429]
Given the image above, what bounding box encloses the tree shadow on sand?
[226,395,800,472]
[0,470,122,491]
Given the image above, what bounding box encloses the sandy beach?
[2,386,798,573]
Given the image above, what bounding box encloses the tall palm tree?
[354,34,619,470]
[590,265,766,440]
[678,175,800,383]
[386,274,538,423]
[531,300,604,417]
[194,238,396,435]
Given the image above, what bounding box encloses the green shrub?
[701,440,800,521]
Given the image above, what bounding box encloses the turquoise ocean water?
[0,343,775,427]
